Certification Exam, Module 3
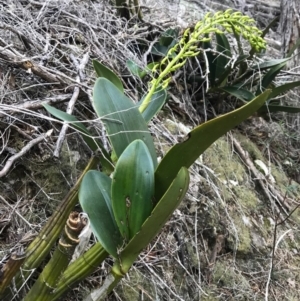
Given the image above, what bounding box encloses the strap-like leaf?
[252,58,290,71]
[155,89,271,201]
[139,89,167,123]
[126,60,156,79]
[112,140,155,241]
[215,33,231,85]
[256,60,289,95]
[286,37,300,57]
[43,104,113,173]
[221,86,255,102]
[79,171,123,258]
[93,78,157,167]
[202,38,217,85]
[118,167,189,274]
[159,28,179,47]
[268,81,300,99]
[249,16,279,56]
[93,60,124,93]
[258,104,300,114]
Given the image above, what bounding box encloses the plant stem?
[23,212,88,301]
[0,156,100,300]
[47,243,108,301]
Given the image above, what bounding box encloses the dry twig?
[53,52,89,157]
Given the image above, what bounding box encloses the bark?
[280,0,300,66]
[279,0,300,129]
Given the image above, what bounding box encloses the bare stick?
[53,52,90,157]
[0,94,73,118]
[0,45,90,89]
[0,129,53,178]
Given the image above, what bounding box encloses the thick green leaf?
[215,33,231,83]
[216,53,248,87]
[155,89,271,201]
[268,81,300,99]
[252,58,290,71]
[43,104,113,173]
[126,60,144,78]
[112,140,154,241]
[221,86,254,102]
[235,54,249,66]
[258,104,300,114]
[257,60,289,94]
[139,89,167,123]
[262,16,279,38]
[118,167,189,273]
[79,170,123,258]
[202,38,217,85]
[93,78,157,167]
[151,29,178,57]
[159,28,179,47]
[93,60,124,93]
[151,44,169,57]
[126,60,156,79]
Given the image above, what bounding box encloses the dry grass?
[1,1,300,301]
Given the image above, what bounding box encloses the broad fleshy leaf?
[118,167,189,273]
[112,140,154,241]
[93,78,157,167]
[93,60,124,92]
[79,170,123,258]
[43,104,113,173]
[155,89,271,201]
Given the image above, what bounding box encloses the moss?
[212,261,251,290]
[232,186,258,210]
[227,214,252,255]
[234,132,265,161]
[203,137,246,184]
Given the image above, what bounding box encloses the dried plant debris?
[0,0,300,301]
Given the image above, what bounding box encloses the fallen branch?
[53,52,90,157]
[0,45,90,89]
[0,94,73,118]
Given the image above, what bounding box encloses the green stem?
[49,243,108,300]
[0,156,100,300]
[23,245,71,301]
[24,212,88,301]
[139,43,190,113]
